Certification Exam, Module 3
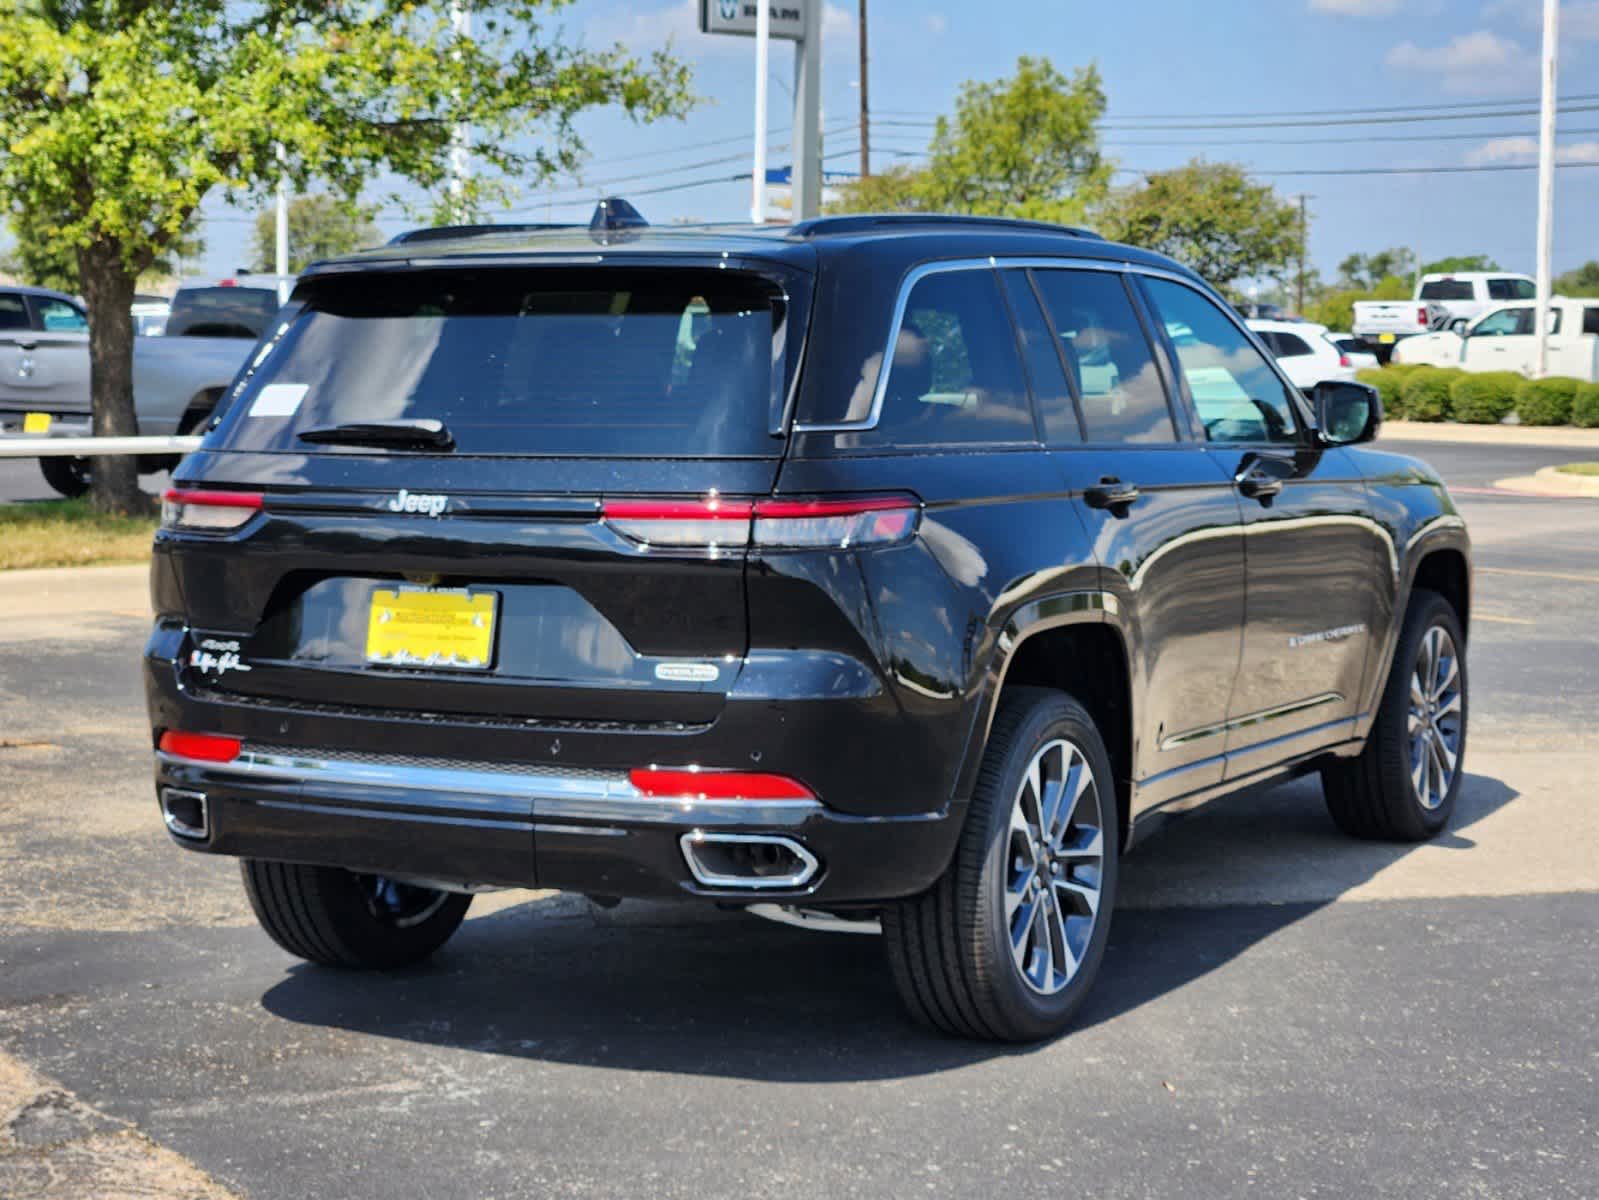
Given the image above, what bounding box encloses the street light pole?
[858,0,870,179]
[751,0,772,223]
[274,143,289,302]
[448,1,472,216]
[1534,0,1560,378]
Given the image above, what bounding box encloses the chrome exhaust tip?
[679,832,820,890]
[161,787,209,841]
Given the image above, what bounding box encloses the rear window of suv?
[215,268,795,457]
[1419,279,1475,301]
[167,287,281,338]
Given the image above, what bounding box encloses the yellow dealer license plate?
[23,412,51,433]
[366,587,497,671]
[1378,333,1396,345]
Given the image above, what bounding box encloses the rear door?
[169,261,806,728]
[0,293,90,421]
[1138,276,1389,778]
[1024,266,1245,809]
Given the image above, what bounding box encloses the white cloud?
[925,13,949,35]
[1465,135,1599,164]
[1309,0,1403,16]
[588,1,854,58]
[1385,30,1537,91]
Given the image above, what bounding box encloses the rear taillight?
[1418,306,1429,326]
[158,730,242,763]
[602,494,920,551]
[161,488,263,532]
[1339,354,1351,368]
[629,768,815,800]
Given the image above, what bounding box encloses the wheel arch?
[1410,545,1471,637]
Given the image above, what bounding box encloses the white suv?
[1247,319,1358,388]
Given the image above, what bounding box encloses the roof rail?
[387,222,572,246]
[786,213,1102,241]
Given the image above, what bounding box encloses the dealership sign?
[699,0,809,40]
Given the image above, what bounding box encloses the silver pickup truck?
[0,277,288,496]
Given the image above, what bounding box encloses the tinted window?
[1261,330,1312,358]
[1419,279,1475,301]
[1031,270,1175,444]
[1142,277,1302,445]
[873,270,1033,446]
[1585,308,1599,336]
[167,287,280,338]
[0,294,29,331]
[34,298,87,332]
[1487,278,1535,301]
[217,268,794,458]
[1000,270,1078,443]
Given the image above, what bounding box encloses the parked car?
[1353,272,1537,361]
[1325,331,1380,371]
[0,275,291,496]
[132,295,172,338]
[1247,319,1359,388]
[148,212,1471,1042]
[1393,297,1599,380]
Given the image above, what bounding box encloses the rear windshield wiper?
[297,418,454,451]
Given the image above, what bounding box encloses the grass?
[0,498,157,570]
[1555,462,1599,477]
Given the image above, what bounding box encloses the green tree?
[252,194,381,274]
[1555,260,1599,297]
[1420,254,1499,275]
[831,57,1111,223]
[1337,247,1416,290]
[1098,161,1300,295]
[2,208,204,295]
[0,2,692,513]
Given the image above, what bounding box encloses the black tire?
[240,860,472,969]
[1322,588,1468,841]
[884,687,1119,1042]
[38,456,91,498]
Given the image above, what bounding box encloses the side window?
[0,294,29,331]
[1141,277,1302,446]
[1267,331,1312,358]
[1584,307,1599,336]
[1030,270,1176,444]
[33,298,88,332]
[999,270,1079,443]
[873,270,1034,446]
[1488,278,1536,301]
[1472,308,1524,337]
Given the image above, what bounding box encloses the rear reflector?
[630,768,815,801]
[158,730,242,763]
[603,494,919,550]
[161,488,263,532]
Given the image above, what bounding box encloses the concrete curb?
[1382,420,1599,448]
[1494,465,1599,498]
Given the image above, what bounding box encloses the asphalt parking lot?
[1,439,1596,1199]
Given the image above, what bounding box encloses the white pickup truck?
[1393,296,1599,381]
[1352,272,1537,361]
[0,276,290,495]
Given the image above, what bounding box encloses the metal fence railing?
[0,436,202,458]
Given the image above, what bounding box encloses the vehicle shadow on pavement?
[258,770,1519,1078]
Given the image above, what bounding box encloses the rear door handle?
[1236,460,1286,503]
[1084,477,1141,512]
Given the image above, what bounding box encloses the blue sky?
[186,0,1599,281]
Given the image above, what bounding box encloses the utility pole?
[1534,0,1559,378]
[1290,193,1312,315]
[751,0,772,223]
[448,1,472,217]
[858,0,870,179]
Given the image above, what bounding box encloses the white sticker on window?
[248,383,308,418]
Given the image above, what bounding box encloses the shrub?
[1449,372,1521,424]
[1572,382,1599,428]
[1515,376,1581,426]
[1399,367,1456,422]
[1357,368,1407,418]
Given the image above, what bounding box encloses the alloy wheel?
[359,875,450,929]
[1005,739,1105,995]
[1408,625,1464,811]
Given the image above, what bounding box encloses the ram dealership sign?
[699,0,809,40]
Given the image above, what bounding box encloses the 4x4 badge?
[387,488,449,517]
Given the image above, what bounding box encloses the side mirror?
[1314,380,1382,446]
[1450,318,1468,335]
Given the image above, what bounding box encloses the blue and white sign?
[699,0,808,41]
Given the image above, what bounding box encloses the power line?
[873,92,1599,122]
[874,101,1599,133]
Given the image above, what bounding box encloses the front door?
[1020,266,1245,810]
[1137,276,1388,781]
[1462,305,1538,375]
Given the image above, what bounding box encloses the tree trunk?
[77,240,148,515]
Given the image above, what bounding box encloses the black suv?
[147,213,1471,1041]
